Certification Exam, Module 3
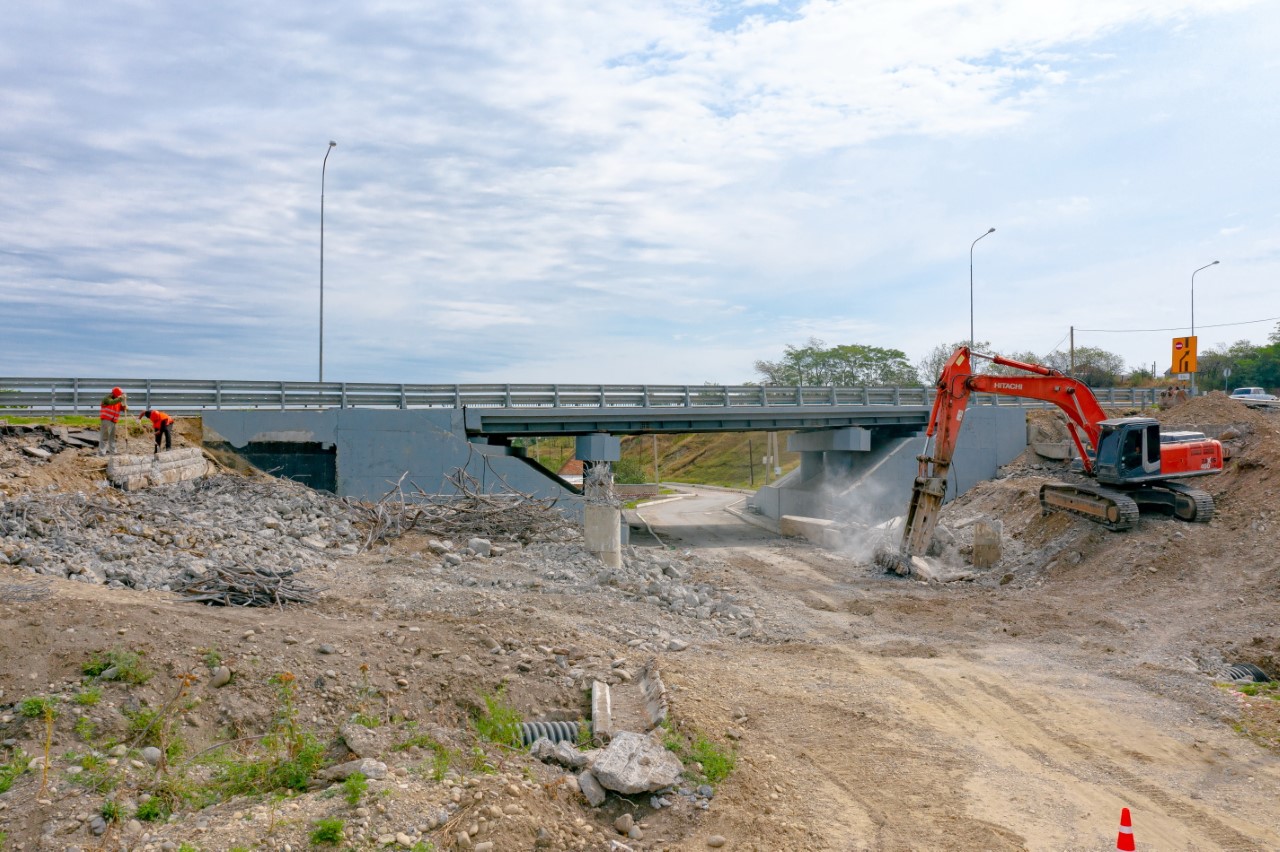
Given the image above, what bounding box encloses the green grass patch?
[0,751,29,794]
[309,817,345,845]
[134,798,169,822]
[73,715,97,741]
[396,734,457,782]
[468,745,496,775]
[18,696,57,719]
[3,415,101,428]
[83,649,152,685]
[472,688,522,748]
[660,720,737,787]
[74,687,102,707]
[350,712,381,729]
[101,800,124,823]
[1223,680,1280,751]
[342,771,367,806]
[204,732,327,797]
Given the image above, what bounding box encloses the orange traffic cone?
[1116,807,1135,851]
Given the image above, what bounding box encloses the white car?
[1229,387,1278,401]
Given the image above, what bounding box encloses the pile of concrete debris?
[0,474,361,590]
[0,420,102,460]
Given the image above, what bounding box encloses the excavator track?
[1150,480,1215,523]
[1039,482,1141,531]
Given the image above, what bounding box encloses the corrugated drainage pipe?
[520,720,581,747]
[1224,662,1271,683]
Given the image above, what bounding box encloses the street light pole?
[320,140,337,383]
[1189,260,1218,395]
[969,227,996,352]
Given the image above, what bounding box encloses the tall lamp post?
[1189,260,1219,395]
[969,227,996,351]
[320,140,337,382]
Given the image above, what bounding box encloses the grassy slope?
[519,432,801,489]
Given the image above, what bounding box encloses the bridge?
[3,377,1159,527]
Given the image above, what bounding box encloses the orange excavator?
[897,347,1223,561]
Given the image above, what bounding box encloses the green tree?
[1197,339,1260,391]
[1041,346,1127,387]
[756,338,920,387]
[916,340,994,385]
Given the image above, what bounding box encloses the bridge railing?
[0,377,1159,417]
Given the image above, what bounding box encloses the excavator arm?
[898,347,1108,559]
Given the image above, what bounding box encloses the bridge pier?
[752,408,1027,526]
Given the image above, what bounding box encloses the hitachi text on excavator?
[892,347,1223,567]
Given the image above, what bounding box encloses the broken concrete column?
[106,448,208,491]
[971,520,1002,568]
[591,680,614,743]
[584,504,622,568]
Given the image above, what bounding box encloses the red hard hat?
[111,386,123,396]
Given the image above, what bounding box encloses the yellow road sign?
[1171,336,1198,373]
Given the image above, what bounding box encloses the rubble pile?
[397,538,765,639]
[0,474,360,590]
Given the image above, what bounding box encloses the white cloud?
[0,0,1276,384]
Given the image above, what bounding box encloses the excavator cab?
[1093,417,1161,484]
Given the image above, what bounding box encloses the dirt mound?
[930,393,1280,687]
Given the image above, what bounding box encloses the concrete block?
[971,521,1002,568]
[779,515,835,545]
[584,504,622,568]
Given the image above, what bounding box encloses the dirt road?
[639,486,1280,850]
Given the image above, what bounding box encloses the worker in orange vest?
[98,386,128,456]
[138,409,175,454]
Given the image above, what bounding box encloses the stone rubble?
[0,474,360,590]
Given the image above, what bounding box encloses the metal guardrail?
[0,377,1161,418]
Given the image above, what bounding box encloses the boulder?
[319,757,388,781]
[588,731,682,795]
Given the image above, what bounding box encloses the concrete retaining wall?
[106,448,209,491]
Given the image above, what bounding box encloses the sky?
[3,0,1279,385]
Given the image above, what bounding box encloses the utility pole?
[1069,326,1075,377]
[651,434,659,486]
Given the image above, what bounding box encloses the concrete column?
[799,451,824,482]
[584,504,622,568]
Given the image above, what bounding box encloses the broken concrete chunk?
[531,737,591,769]
[577,769,607,807]
[588,731,683,795]
[319,757,387,781]
[21,446,51,460]
[971,521,1002,568]
[339,721,382,759]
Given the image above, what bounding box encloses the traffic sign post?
[1171,336,1198,381]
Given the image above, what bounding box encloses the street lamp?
[969,227,996,351]
[1189,260,1219,395]
[320,140,337,383]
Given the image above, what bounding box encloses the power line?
[1076,315,1280,334]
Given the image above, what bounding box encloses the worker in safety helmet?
[138,409,175,454]
[98,386,128,456]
